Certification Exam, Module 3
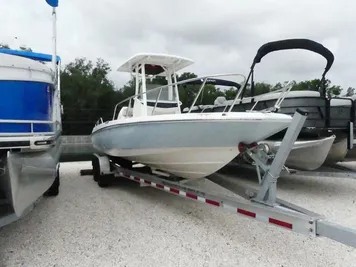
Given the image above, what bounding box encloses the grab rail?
[95,117,103,126]
[111,73,247,120]
[0,119,60,134]
[249,81,294,112]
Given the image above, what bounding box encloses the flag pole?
[51,6,57,85]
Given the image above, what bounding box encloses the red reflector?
[269,218,293,229]
[144,180,151,185]
[170,188,179,194]
[134,177,140,182]
[206,199,220,206]
[186,192,198,199]
[156,184,164,189]
[238,142,246,152]
[249,142,258,148]
[237,208,256,218]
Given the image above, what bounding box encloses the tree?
[327,85,342,97]
[19,45,32,52]
[177,72,199,108]
[0,43,33,52]
[345,87,355,97]
[60,57,122,134]
[253,82,272,95]
[0,43,10,49]
[224,87,238,100]
[291,79,322,91]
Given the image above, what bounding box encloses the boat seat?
[117,106,133,119]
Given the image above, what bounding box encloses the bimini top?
[0,48,61,64]
[117,53,194,75]
[251,38,334,76]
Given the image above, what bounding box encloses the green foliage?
[345,87,355,97]
[0,43,10,49]
[60,57,123,134]
[19,45,32,52]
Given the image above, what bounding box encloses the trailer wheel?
[97,174,112,188]
[43,168,60,197]
[92,157,100,182]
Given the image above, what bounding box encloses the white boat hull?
[120,147,239,179]
[91,112,292,179]
[325,135,349,164]
[262,135,336,171]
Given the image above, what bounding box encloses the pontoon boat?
[0,49,62,225]
[218,39,354,165]
[184,38,352,170]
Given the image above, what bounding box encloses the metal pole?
[51,7,57,84]
[254,109,308,205]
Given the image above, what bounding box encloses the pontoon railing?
[111,73,247,120]
[249,81,294,112]
[0,119,60,136]
[217,82,294,114]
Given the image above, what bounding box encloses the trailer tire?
[97,174,112,188]
[92,157,100,182]
[43,168,60,197]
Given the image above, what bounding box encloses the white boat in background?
[260,135,335,170]
[91,53,293,179]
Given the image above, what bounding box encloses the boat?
[0,0,62,227]
[91,53,293,179]
[0,49,62,224]
[183,38,353,170]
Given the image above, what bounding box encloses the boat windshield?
[141,82,179,102]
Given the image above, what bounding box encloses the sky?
[1,0,355,93]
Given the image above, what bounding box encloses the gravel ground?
[0,161,356,267]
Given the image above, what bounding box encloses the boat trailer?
[86,109,356,249]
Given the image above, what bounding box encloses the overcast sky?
[1,0,355,93]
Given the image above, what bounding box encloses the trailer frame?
[88,109,356,249]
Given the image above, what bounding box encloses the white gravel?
[1,161,356,267]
